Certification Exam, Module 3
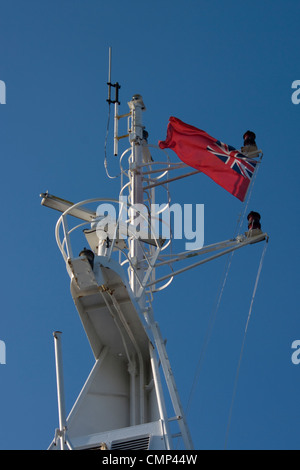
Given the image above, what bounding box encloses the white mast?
[128,94,146,298]
[41,49,267,451]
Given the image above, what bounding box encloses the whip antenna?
[106,47,121,156]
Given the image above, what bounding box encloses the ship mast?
[106,48,147,298]
[127,94,146,299]
[40,49,267,451]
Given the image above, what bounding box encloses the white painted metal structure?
[42,76,266,450]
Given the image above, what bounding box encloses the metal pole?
[145,309,194,450]
[108,47,112,86]
[146,232,268,288]
[128,95,146,298]
[144,170,201,190]
[53,331,67,450]
[149,344,172,450]
[114,101,119,156]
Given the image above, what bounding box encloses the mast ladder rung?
[168,415,182,422]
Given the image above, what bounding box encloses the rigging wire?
[185,152,263,418]
[185,250,234,417]
[224,239,268,449]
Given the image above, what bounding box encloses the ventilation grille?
[111,435,150,451]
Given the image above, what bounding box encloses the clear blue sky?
[0,0,299,450]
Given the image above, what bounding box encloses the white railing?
[54,197,173,304]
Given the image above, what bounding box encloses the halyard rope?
[224,239,268,449]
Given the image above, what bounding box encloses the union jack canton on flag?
[207,140,257,180]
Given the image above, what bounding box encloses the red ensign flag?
[158,117,257,202]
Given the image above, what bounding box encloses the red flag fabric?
[158,117,257,202]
